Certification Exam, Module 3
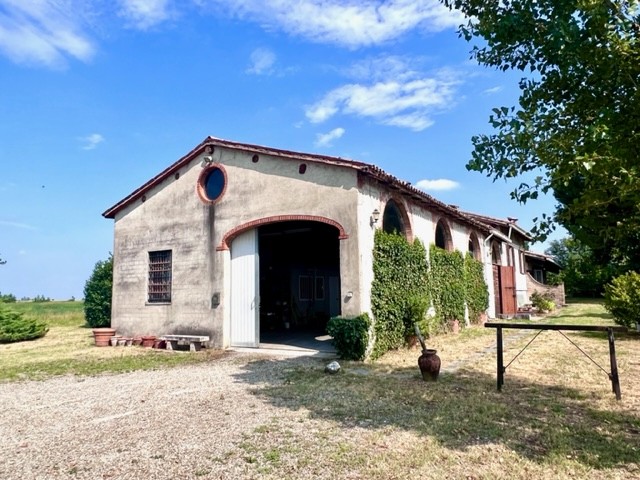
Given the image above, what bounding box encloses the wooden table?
[485,323,627,400]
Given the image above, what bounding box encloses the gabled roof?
[102,136,491,234]
[461,211,533,241]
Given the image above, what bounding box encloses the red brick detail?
[381,195,413,243]
[217,215,349,251]
[196,164,228,206]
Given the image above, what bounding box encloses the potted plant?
[414,322,441,381]
[405,295,429,348]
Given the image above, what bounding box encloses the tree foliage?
[545,237,615,296]
[83,255,113,328]
[444,0,640,269]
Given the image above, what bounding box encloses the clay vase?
[418,349,441,381]
[92,328,116,347]
[141,335,156,348]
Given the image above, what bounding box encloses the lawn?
[0,301,224,382]
[229,301,639,479]
[1,300,638,479]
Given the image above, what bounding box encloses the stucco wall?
[111,147,362,347]
[112,157,216,339]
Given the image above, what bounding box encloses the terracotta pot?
[449,319,460,334]
[92,328,116,347]
[141,335,156,348]
[418,349,441,381]
[133,337,143,346]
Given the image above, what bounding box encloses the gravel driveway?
[0,352,318,479]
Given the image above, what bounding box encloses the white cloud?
[483,86,503,95]
[203,0,463,48]
[246,47,276,75]
[0,220,37,230]
[118,0,173,30]
[415,178,460,191]
[305,66,461,131]
[79,133,105,150]
[315,127,345,147]
[0,0,95,68]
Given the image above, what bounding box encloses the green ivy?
[370,230,430,359]
[327,314,371,360]
[429,246,466,324]
[464,253,489,323]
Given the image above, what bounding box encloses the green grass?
[0,301,225,382]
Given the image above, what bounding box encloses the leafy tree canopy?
[545,236,616,297]
[443,0,640,269]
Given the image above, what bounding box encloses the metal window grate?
[148,250,172,303]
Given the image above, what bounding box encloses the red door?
[499,266,517,315]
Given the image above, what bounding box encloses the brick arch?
[216,214,349,251]
[381,196,413,242]
[434,217,454,251]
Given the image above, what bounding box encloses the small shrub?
[530,290,555,312]
[604,271,640,329]
[84,255,113,328]
[327,314,370,361]
[0,303,49,343]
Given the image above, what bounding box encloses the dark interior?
[258,220,340,342]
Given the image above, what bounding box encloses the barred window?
[299,275,313,301]
[148,250,172,303]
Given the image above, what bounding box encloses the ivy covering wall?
[429,245,466,324]
[368,232,490,359]
[464,253,490,322]
[370,230,430,359]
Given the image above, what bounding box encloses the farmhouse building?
[103,136,539,349]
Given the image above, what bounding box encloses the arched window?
[435,219,453,251]
[382,200,405,236]
[468,233,481,260]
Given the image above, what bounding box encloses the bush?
[0,303,49,343]
[84,255,113,328]
[530,290,555,313]
[327,314,371,361]
[604,271,640,329]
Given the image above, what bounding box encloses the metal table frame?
[485,323,627,400]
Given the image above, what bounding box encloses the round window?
[197,165,227,205]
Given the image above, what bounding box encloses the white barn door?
[230,229,259,347]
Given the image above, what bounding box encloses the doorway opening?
[258,220,340,350]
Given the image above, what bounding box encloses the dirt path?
[0,352,314,480]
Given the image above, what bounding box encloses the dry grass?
[227,301,640,479]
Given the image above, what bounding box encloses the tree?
[83,255,113,328]
[443,0,640,270]
[545,237,615,297]
[0,255,6,265]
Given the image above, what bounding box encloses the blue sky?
[0,0,563,300]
